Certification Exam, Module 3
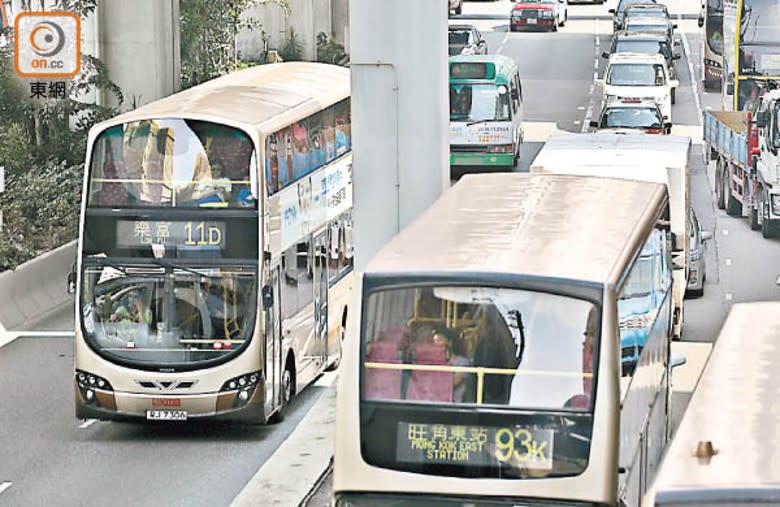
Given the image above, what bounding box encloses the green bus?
[449,55,524,169]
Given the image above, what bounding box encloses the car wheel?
[715,159,726,210]
[552,19,558,31]
[268,363,294,424]
[671,87,676,105]
[762,201,776,238]
[724,169,742,217]
[750,199,761,230]
[455,0,462,15]
[686,284,704,298]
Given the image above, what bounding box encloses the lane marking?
[0,482,11,495]
[722,229,729,236]
[79,419,98,429]
[725,292,733,301]
[582,16,600,134]
[577,105,586,110]
[573,120,582,125]
[725,258,732,266]
[679,8,702,117]
[496,31,510,55]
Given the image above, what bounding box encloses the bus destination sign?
[396,422,554,471]
[117,220,226,249]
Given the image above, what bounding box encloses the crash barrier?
[0,240,76,331]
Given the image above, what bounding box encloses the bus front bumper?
[75,379,267,423]
[450,153,514,167]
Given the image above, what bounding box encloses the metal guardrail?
[0,240,76,331]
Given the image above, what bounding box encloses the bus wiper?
[466,118,495,127]
[146,257,222,279]
[88,255,128,276]
[508,309,526,364]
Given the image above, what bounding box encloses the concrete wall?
[5,0,180,109]
[0,240,76,331]
[238,0,338,62]
[332,0,349,53]
[96,0,180,108]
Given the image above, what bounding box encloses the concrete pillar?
[350,0,449,272]
[331,0,349,53]
[96,0,180,109]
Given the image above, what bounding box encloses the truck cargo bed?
[703,110,749,168]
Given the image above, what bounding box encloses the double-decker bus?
[73,62,354,424]
[723,0,780,111]
[334,172,675,506]
[643,302,780,506]
[702,0,724,92]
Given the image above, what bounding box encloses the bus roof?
[532,133,691,174]
[93,62,349,135]
[449,54,518,84]
[644,302,780,505]
[365,173,667,287]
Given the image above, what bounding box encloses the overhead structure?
[349,0,449,271]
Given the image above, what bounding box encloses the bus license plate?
[527,18,537,24]
[146,410,188,421]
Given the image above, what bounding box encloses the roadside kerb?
[0,240,76,331]
[231,374,337,507]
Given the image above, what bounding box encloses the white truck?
[704,89,780,238]
[530,132,692,339]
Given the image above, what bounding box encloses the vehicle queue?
[334,0,780,506]
[63,0,780,505]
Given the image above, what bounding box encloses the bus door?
[264,266,282,416]
[510,71,524,152]
[313,230,329,368]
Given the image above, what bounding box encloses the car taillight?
[645,127,664,134]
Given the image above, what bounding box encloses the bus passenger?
[434,329,473,403]
[110,290,152,325]
[471,306,517,405]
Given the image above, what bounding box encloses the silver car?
[686,207,712,297]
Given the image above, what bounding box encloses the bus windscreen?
[359,285,598,479]
[87,119,256,209]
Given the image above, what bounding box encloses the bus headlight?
[770,194,780,216]
[76,370,115,408]
[220,371,262,408]
[487,144,514,153]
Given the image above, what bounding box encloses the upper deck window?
[88,119,256,209]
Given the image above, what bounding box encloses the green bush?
[316,32,346,65]
[0,160,83,271]
[279,28,304,61]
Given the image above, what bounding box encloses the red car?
[510,0,567,32]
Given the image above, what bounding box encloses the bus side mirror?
[262,285,273,309]
[602,51,610,59]
[608,8,616,14]
[67,264,76,295]
[664,122,672,133]
[756,110,769,128]
[673,53,681,60]
[589,120,599,128]
[671,355,687,368]
[698,16,704,28]
[701,230,713,241]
